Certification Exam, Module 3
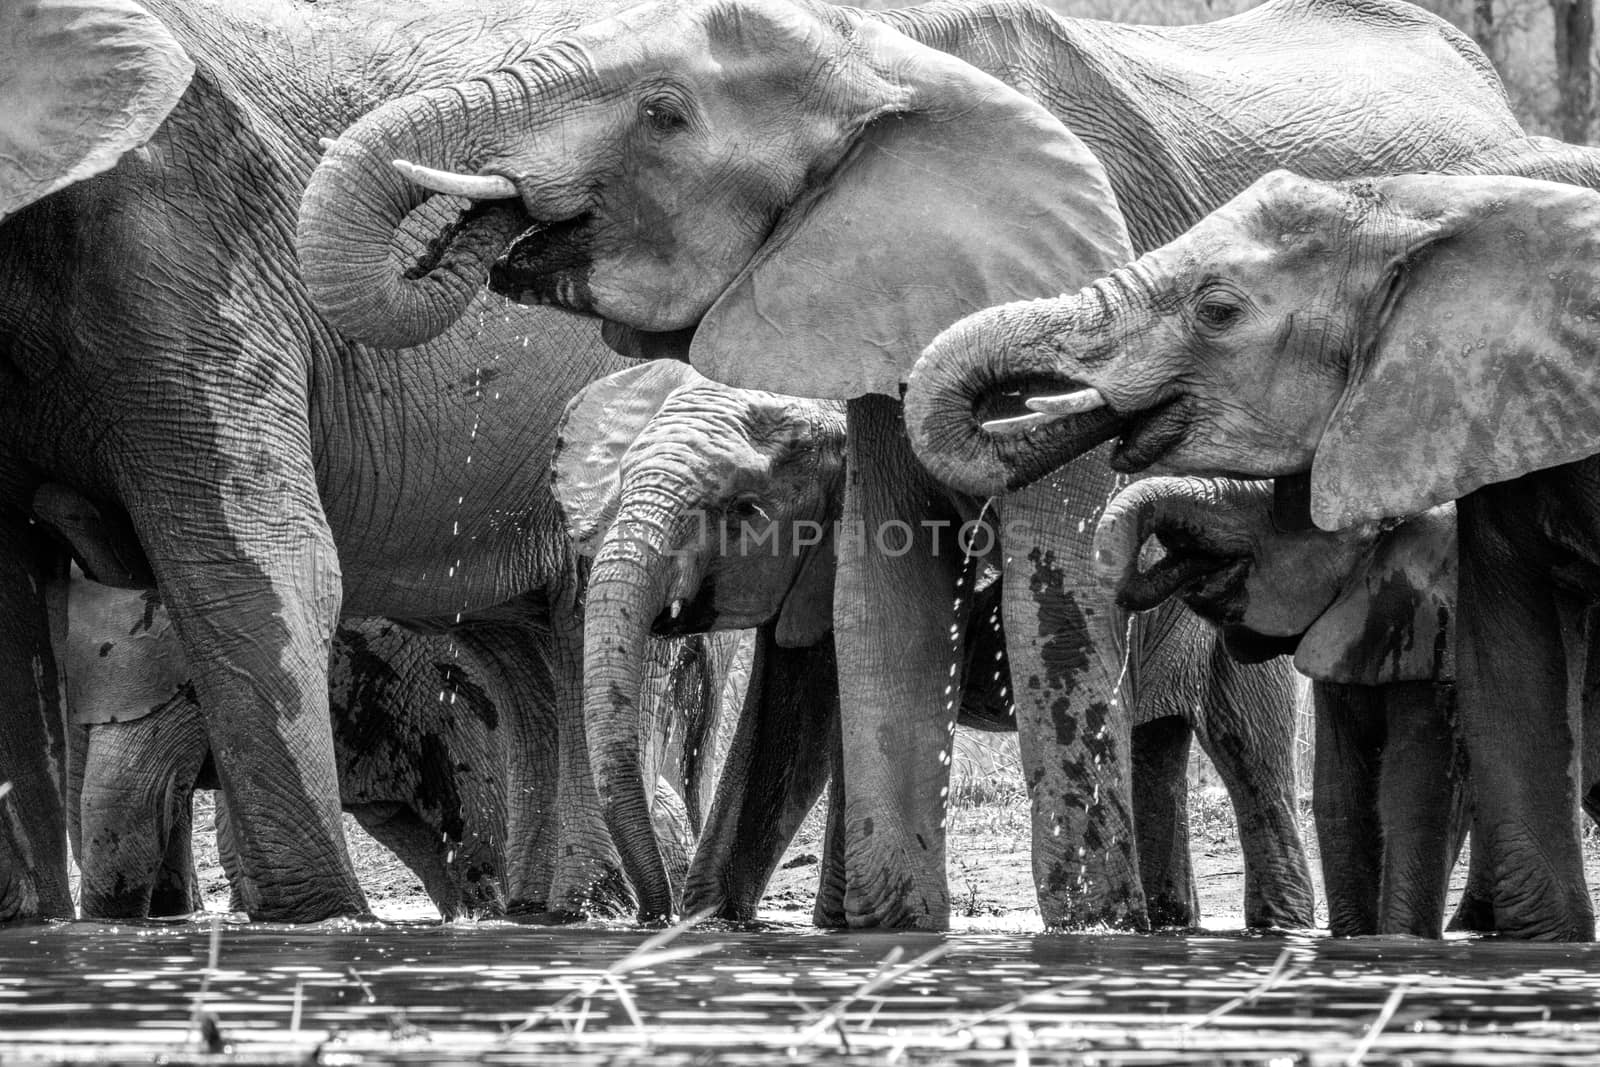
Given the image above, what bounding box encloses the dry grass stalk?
[1345,983,1408,1066]
[796,942,952,1045]
[502,907,723,1039]
[1183,947,1300,1030]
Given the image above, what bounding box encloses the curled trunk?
[297,71,532,349]
[1092,477,1242,611]
[904,295,1125,497]
[582,482,691,922]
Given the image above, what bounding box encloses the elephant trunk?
[906,270,1158,496]
[583,480,696,922]
[1092,477,1245,612]
[297,67,549,349]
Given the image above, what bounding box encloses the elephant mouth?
[1110,397,1192,472]
[1121,548,1245,614]
[969,374,1128,460]
[486,212,597,312]
[649,586,719,636]
[1219,624,1301,664]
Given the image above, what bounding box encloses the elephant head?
[1094,477,1456,686]
[907,166,1600,528]
[296,0,1128,414]
[551,359,845,918]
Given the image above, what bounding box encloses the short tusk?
[669,599,683,620]
[981,410,1063,436]
[318,136,338,153]
[392,159,517,200]
[1024,388,1106,416]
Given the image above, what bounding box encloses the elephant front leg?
[1194,646,1314,930]
[1130,716,1197,927]
[1312,683,1384,936]
[682,627,839,921]
[833,399,970,929]
[1374,682,1459,938]
[1002,461,1143,930]
[1456,491,1593,941]
[133,473,363,922]
[0,524,72,921]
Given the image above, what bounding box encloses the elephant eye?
[639,98,689,134]
[728,496,769,523]
[1194,299,1244,331]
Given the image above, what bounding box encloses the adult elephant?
[555,362,1314,928]
[0,0,665,922]
[295,0,1520,928]
[906,142,1600,938]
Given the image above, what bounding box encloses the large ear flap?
[1,0,193,223]
[1294,508,1456,686]
[689,18,1131,399]
[775,526,835,648]
[1311,173,1600,529]
[551,360,705,555]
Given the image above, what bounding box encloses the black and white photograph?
[2,0,1599,1060]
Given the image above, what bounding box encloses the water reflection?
[4,920,1600,1063]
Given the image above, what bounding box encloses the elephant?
[65,576,724,919]
[295,0,1525,929]
[906,140,1600,938]
[554,361,1316,929]
[1093,477,1466,937]
[0,0,683,922]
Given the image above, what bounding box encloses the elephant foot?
[1145,891,1198,930]
[1446,892,1495,934]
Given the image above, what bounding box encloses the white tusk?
[669,599,683,620]
[392,158,517,200]
[318,137,338,153]
[981,411,1063,436]
[1024,388,1106,416]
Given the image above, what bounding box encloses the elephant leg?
[129,459,362,921]
[814,729,848,928]
[834,398,970,929]
[211,790,248,913]
[347,803,467,920]
[1312,682,1384,936]
[1002,455,1143,930]
[150,790,203,917]
[683,626,839,921]
[1455,490,1592,941]
[0,522,72,921]
[79,698,208,918]
[1193,644,1313,929]
[1131,716,1197,927]
[1372,682,1458,938]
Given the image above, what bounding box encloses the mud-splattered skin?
[916,150,1600,939]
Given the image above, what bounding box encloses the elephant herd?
[2,0,1598,942]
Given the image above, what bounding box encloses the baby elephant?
[1095,476,1600,937]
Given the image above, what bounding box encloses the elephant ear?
[689,18,1131,399]
[1311,173,1600,530]
[775,527,834,648]
[1294,509,1457,686]
[1,0,193,223]
[552,360,705,555]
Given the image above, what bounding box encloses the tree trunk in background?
[1552,0,1594,142]
[1473,0,1509,75]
